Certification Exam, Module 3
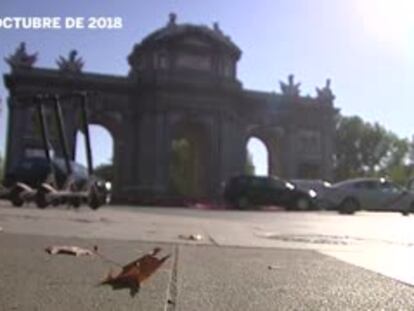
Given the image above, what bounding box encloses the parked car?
[223,175,317,210]
[408,178,414,192]
[291,179,332,209]
[323,177,414,215]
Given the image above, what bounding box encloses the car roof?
[333,177,387,187]
[231,175,282,181]
[291,179,327,185]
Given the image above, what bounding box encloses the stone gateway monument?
[3,14,337,203]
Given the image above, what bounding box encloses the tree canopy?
[245,151,255,175]
[333,115,412,185]
[0,155,3,182]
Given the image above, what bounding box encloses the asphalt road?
[2,201,414,309]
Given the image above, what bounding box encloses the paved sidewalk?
[1,233,414,310]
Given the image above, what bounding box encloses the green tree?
[377,136,411,185]
[169,138,198,196]
[334,115,384,180]
[0,154,3,182]
[409,135,414,165]
[334,115,411,184]
[245,151,255,175]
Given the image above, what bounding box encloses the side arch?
[246,137,269,176]
[71,108,128,198]
[246,126,285,177]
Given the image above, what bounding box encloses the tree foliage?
[0,154,3,182]
[245,151,255,175]
[333,115,412,185]
[169,138,198,197]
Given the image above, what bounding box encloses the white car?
[323,177,414,215]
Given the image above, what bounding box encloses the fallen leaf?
[100,247,170,297]
[178,234,203,241]
[45,245,94,256]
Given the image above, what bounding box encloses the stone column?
[279,125,297,179]
[136,111,170,197]
[268,128,284,177]
[5,97,26,172]
[112,135,127,199]
[219,115,245,184]
[321,110,335,180]
[61,105,79,161]
[203,114,220,198]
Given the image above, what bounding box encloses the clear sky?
[1,0,413,173]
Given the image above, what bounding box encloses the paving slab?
[2,205,414,309]
[0,233,173,311]
[176,245,414,310]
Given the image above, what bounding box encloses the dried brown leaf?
[178,234,203,241]
[45,245,94,256]
[100,247,171,296]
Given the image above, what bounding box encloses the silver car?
[323,177,414,215]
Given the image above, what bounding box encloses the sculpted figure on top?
[316,79,335,103]
[5,42,38,69]
[280,74,301,97]
[56,50,84,73]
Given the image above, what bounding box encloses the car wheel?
[71,197,81,208]
[237,196,250,210]
[339,198,359,215]
[294,196,311,211]
[89,188,103,210]
[35,188,49,209]
[10,186,24,207]
[404,202,414,216]
[89,196,101,210]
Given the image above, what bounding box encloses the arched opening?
[75,125,114,182]
[246,137,269,176]
[169,121,210,198]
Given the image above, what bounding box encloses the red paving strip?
[260,205,284,211]
[188,202,284,211]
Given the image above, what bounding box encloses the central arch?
[168,118,211,198]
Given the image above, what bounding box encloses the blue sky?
[1,0,413,173]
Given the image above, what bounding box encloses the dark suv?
[223,175,317,210]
